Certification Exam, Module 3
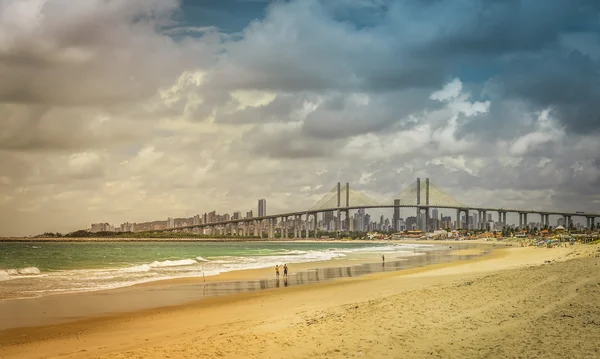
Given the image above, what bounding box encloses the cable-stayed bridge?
[159,178,600,237]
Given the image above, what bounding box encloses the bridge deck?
[158,205,600,232]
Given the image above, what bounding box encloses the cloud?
[495,50,600,134]
[1,0,600,236]
[0,0,211,105]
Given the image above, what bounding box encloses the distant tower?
[258,199,267,217]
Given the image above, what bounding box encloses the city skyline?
[88,198,594,237]
[1,0,600,236]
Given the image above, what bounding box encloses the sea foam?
[0,267,42,281]
[148,259,197,268]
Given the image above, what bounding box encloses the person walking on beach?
[283,264,288,277]
[382,255,385,263]
[275,265,280,278]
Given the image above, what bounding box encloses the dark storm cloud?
[497,50,600,133]
[202,0,600,138]
[300,89,438,140]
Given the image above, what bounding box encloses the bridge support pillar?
[253,220,259,237]
[591,217,596,230]
[518,213,523,229]
[283,217,288,238]
[393,200,400,231]
[344,210,350,235]
[482,210,487,230]
[465,210,470,230]
[268,219,273,238]
[523,213,528,229]
[305,213,310,238]
[456,208,461,230]
[540,213,545,227]
[294,215,300,238]
[336,182,341,234]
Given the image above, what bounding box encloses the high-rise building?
[233,211,241,220]
[258,199,266,217]
[207,211,216,223]
[246,210,253,218]
[167,217,175,229]
[431,208,439,231]
[193,215,200,226]
[120,222,135,232]
[398,218,406,231]
[405,216,417,230]
[323,211,334,230]
[393,200,401,231]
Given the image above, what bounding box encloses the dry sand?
[1,244,599,359]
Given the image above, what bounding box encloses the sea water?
[0,241,433,299]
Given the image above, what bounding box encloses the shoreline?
[0,240,488,302]
[2,243,596,358]
[0,244,485,330]
[0,240,496,301]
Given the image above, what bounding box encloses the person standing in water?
[275,265,280,278]
[283,264,288,277]
[382,255,385,262]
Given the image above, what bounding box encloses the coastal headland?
[1,240,599,358]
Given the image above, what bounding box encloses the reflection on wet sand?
[196,250,484,299]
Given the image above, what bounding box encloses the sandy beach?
[2,242,599,359]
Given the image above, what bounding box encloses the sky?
[1,0,599,236]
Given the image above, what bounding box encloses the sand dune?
[1,245,599,358]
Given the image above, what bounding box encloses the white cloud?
[430,78,463,102]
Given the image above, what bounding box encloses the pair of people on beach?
[275,264,288,278]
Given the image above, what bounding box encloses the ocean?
[0,241,433,300]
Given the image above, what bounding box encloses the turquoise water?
[0,241,431,299]
[1,241,391,271]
